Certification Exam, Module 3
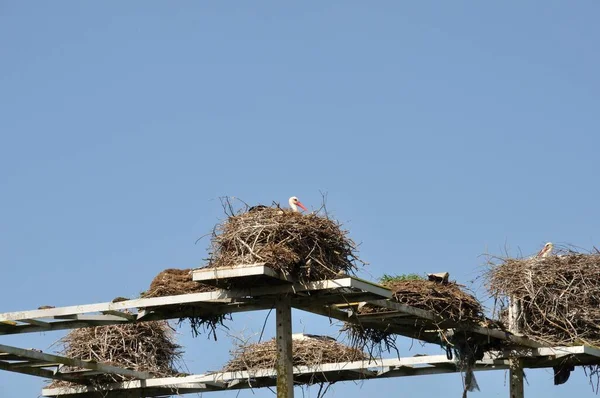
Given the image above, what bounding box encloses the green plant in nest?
[379,273,424,284]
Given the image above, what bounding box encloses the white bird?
[536,242,554,258]
[288,196,307,212]
[292,333,336,342]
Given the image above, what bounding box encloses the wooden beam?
[468,325,543,348]
[294,302,441,345]
[20,319,51,327]
[293,292,385,308]
[100,311,137,321]
[0,277,373,324]
[368,299,543,348]
[0,344,151,380]
[0,359,76,382]
[275,294,293,398]
[8,360,60,369]
[193,263,293,286]
[0,319,132,336]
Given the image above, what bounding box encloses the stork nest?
[344,275,485,356]
[486,251,600,346]
[140,268,228,340]
[383,278,484,321]
[48,321,182,388]
[222,336,367,373]
[141,268,214,297]
[207,204,363,284]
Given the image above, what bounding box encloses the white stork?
[289,196,307,212]
[292,333,336,342]
[536,242,554,258]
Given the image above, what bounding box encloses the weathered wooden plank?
[39,346,600,398]
[0,344,151,380]
[38,354,512,397]
[20,319,51,327]
[368,299,544,348]
[8,360,60,369]
[0,278,365,324]
[100,310,137,321]
[294,301,441,344]
[193,264,294,287]
[0,359,68,381]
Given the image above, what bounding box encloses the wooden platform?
[38,346,600,397]
[192,263,293,288]
[0,264,597,397]
[0,267,391,335]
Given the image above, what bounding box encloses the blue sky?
[1,1,599,397]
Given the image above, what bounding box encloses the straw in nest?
[207,205,363,285]
[486,251,600,346]
[141,268,228,340]
[222,335,367,373]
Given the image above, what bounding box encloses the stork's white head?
[288,196,307,212]
[537,242,554,258]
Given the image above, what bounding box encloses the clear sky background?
[1,1,599,397]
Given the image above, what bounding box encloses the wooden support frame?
[0,344,151,382]
[1,265,599,398]
[40,346,600,398]
[296,296,543,348]
[0,276,392,336]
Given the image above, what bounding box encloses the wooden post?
[276,294,294,398]
[508,296,524,398]
[508,297,521,334]
[509,357,524,398]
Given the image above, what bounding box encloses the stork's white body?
[292,333,336,342]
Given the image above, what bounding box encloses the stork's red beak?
[296,201,307,211]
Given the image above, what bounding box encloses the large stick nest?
[222,336,367,373]
[486,251,600,346]
[344,277,485,356]
[383,279,484,322]
[207,205,363,283]
[49,321,182,387]
[140,268,228,339]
